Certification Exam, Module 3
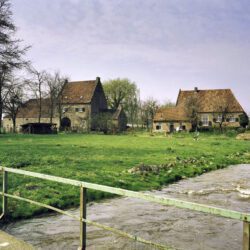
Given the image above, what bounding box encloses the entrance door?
[60,117,71,131]
[169,123,174,133]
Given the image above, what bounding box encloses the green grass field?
[0,132,249,220]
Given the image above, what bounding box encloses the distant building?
[153,88,245,133]
[3,77,127,133]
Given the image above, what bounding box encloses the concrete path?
[0,230,34,250]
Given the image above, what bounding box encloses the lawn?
[0,132,249,220]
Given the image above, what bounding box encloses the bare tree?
[55,77,68,129]
[3,77,25,132]
[185,95,200,131]
[26,67,47,123]
[45,71,68,124]
[141,98,159,132]
[126,89,140,128]
[213,98,231,132]
[0,0,29,131]
[160,99,175,108]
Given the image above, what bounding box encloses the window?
[229,117,236,122]
[156,125,161,130]
[201,115,209,126]
[156,124,161,130]
[75,108,85,112]
[63,107,68,113]
[217,115,222,123]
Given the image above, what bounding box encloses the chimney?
[96,76,101,83]
[194,87,199,92]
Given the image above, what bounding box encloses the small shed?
[21,123,57,134]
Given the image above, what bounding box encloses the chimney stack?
[96,76,101,83]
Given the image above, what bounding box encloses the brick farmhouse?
[3,77,127,133]
[153,88,245,133]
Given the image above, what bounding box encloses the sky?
[12,0,250,112]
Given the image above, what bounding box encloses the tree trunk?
[38,82,42,123]
[12,118,16,133]
[0,105,2,133]
[38,98,41,123]
[58,99,62,130]
[0,81,3,133]
[50,100,53,124]
[219,123,223,133]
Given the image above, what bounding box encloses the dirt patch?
[236,132,250,140]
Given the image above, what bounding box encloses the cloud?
[11,0,250,112]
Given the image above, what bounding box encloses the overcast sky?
[12,0,250,112]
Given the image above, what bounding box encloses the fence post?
[79,186,87,250]
[243,221,250,250]
[2,170,8,215]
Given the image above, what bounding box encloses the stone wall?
[153,112,243,133]
[3,104,91,132]
[153,121,192,133]
[61,104,91,130]
[3,117,60,133]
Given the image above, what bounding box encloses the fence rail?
[0,166,249,250]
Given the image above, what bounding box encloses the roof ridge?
[68,80,96,84]
[180,88,232,92]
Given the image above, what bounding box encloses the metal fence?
[0,166,249,250]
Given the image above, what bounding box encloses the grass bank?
[0,132,249,220]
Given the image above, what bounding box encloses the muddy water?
[2,164,250,250]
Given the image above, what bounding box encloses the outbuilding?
[21,123,57,134]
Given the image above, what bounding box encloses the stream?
[1,164,250,250]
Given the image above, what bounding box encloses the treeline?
[103,78,175,130]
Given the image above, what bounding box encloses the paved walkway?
[0,230,34,250]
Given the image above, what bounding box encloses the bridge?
[0,166,250,250]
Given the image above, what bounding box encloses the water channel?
[2,164,250,249]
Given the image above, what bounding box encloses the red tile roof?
[61,80,98,104]
[154,88,244,122]
[154,106,188,122]
[177,89,244,113]
[16,99,50,118]
[5,79,100,119]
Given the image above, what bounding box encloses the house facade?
[153,88,245,133]
[3,77,127,133]
[59,77,108,131]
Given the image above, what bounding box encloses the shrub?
[237,127,246,134]
[198,127,212,132]
[225,129,237,137]
[239,112,249,128]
